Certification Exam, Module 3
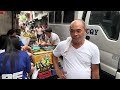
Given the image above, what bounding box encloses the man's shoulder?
[86,39,99,49]
[52,32,59,36]
[58,39,68,45]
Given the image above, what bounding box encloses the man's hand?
[56,69,66,79]
[21,45,32,53]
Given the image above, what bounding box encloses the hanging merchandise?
[19,15,27,23]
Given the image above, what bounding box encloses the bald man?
[52,19,100,79]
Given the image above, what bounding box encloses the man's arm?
[52,54,60,72]
[48,40,55,45]
[91,64,100,79]
[52,53,66,79]
[41,40,55,46]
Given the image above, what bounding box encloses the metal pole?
[11,11,14,29]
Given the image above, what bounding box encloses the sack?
[19,36,30,45]
[31,66,40,79]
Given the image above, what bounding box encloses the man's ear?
[85,28,88,33]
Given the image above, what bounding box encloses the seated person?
[40,27,60,46]
[7,29,16,37]
[7,29,33,58]
[7,29,33,59]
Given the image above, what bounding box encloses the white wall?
[0,11,12,35]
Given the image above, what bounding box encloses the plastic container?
[38,70,52,79]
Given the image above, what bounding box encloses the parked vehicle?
[48,11,120,79]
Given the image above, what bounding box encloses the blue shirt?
[20,40,24,46]
[0,50,31,79]
[15,35,24,46]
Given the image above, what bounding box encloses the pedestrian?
[0,35,8,54]
[7,29,16,37]
[52,19,100,79]
[35,24,43,41]
[0,36,31,79]
[7,29,25,46]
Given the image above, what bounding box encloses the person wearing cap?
[40,27,60,46]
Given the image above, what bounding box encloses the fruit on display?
[36,63,40,70]
[41,59,46,65]
[29,33,36,39]
[46,61,50,65]
[35,55,51,73]
[21,29,25,32]
[23,32,29,37]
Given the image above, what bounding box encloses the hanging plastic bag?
[19,36,30,45]
[31,66,40,79]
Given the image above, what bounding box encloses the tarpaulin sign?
[0,11,6,14]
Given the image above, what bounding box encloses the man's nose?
[74,31,78,36]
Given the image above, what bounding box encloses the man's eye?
[76,30,81,33]
[70,29,73,32]
[70,29,82,33]
[70,30,74,33]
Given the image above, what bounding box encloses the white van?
[48,11,120,79]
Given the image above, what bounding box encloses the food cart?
[32,46,63,79]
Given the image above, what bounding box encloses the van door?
[115,59,120,79]
[85,11,120,78]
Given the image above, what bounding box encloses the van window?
[89,11,120,40]
[49,11,54,23]
[82,11,87,21]
[55,11,62,23]
[63,11,74,23]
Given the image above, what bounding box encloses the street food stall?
[19,29,62,79]
[32,46,63,79]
